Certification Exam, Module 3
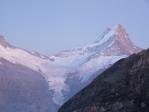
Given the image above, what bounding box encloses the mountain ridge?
[54,24,141,58]
[0,24,142,111]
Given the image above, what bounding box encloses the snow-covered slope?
[0,24,142,111]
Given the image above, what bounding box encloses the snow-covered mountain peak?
[87,24,142,56]
[115,24,131,41]
[53,24,141,60]
[95,24,129,45]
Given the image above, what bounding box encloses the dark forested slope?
[59,49,149,112]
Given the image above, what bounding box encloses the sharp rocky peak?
[96,24,130,43]
[115,24,127,34]
[114,24,132,42]
[92,24,142,55]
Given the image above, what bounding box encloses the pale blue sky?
[0,0,149,54]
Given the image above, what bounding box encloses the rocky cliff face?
[59,49,149,112]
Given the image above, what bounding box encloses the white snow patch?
[79,55,127,83]
[97,28,116,45]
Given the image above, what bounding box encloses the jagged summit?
[95,24,131,44]
[112,24,142,55]
[114,24,134,44]
[0,35,13,48]
[90,24,142,55]
[95,24,126,43]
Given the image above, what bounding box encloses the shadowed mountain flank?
[0,58,56,112]
[59,49,149,112]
